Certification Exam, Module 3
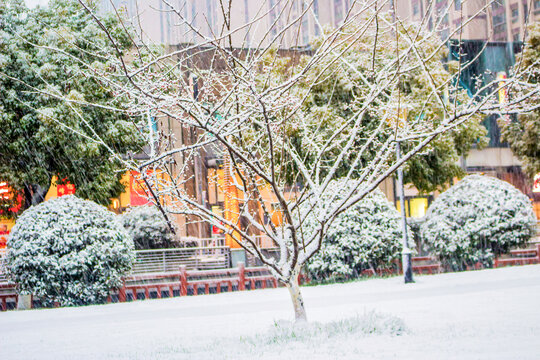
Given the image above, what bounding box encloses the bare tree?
[12,0,540,321]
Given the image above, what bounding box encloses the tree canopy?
[304,179,406,281]
[0,0,144,213]
[5,195,134,306]
[261,21,487,193]
[500,22,540,178]
[420,175,536,270]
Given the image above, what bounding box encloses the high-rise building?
[96,0,539,220]
[395,0,540,42]
[99,0,400,48]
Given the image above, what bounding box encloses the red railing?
[116,263,279,301]
[0,263,280,311]
[0,282,17,311]
[2,245,540,311]
[494,244,540,268]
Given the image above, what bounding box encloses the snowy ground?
[1,265,540,360]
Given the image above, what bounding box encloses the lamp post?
[396,141,414,283]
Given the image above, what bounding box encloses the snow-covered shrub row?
[304,179,408,281]
[420,175,537,270]
[120,205,176,250]
[4,195,134,306]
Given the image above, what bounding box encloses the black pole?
[396,141,414,283]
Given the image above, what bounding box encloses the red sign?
[57,181,76,197]
[533,173,540,193]
[0,182,22,215]
[130,171,150,206]
[0,224,9,248]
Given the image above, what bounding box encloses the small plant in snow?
[4,195,134,306]
[304,179,408,281]
[241,311,407,348]
[120,205,176,250]
[420,175,537,270]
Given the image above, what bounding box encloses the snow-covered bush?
[304,180,408,281]
[120,205,176,250]
[420,175,537,270]
[4,195,134,306]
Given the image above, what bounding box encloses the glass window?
[313,0,320,36]
[413,2,419,15]
[492,0,505,9]
[511,7,519,22]
[334,0,343,25]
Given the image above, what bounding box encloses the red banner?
[130,171,150,206]
[0,224,9,248]
[57,181,76,197]
[0,182,22,215]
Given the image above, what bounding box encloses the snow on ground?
[1,265,540,360]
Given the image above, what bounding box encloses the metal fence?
[131,246,231,274]
[0,249,7,283]
[0,246,231,282]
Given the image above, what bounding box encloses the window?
[269,0,279,36]
[244,0,250,44]
[455,0,461,11]
[536,0,540,10]
[492,12,507,37]
[413,2,419,15]
[511,6,519,23]
[334,0,344,25]
[301,2,309,45]
[513,32,520,42]
[313,0,320,36]
[492,0,504,10]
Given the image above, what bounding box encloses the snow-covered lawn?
[1,265,540,359]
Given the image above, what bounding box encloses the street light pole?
[396,141,414,283]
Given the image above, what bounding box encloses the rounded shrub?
[120,205,176,250]
[420,175,537,270]
[4,195,134,306]
[304,179,408,281]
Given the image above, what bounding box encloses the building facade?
[395,0,540,42]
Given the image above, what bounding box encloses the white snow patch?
[1,265,540,359]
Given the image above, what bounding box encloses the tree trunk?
[286,269,307,322]
[23,183,47,210]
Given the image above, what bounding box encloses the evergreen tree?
[303,179,407,281]
[421,175,536,270]
[500,22,540,177]
[120,205,177,250]
[5,195,134,306]
[0,0,144,213]
[263,21,487,193]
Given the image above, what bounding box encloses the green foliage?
[255,21,487,192]
[120,205,177,250]
[0,0,144,212]
[303,179,408,281]
[421,175,537,271]
[4,195,134,306]
[500,22,540,177]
